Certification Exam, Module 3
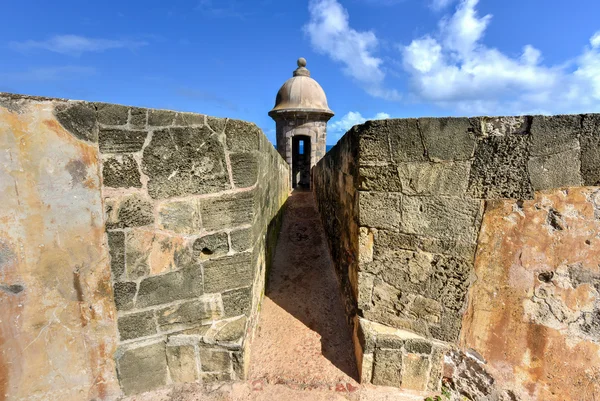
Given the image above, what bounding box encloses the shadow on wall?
[262,189,359,381]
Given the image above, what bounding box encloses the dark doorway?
[292,135,311,189]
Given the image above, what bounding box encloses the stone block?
[113,282,137,311]
[230,153,259,188]
[107,231,125,281]
[199,348,232,372]
[358,165,402,192]
[528,148,582,191]
[226,119,261,152]
[579,114,600,185]
[427,345,446,392]
[397,161,471,196]
[357,272,374,311]
[53,102,98,142]
[157,199,202,235]
[428,310,463,342]
[401,353,431,391]
[141,126,230,199]
[207,116,226,133]
[204,253,253,294]
[374,230,477,262]
[481,116,526,137]
[157,296,222,331]
[126,230,189,277]
[148,109,175,126]
[102,154,142,188]
[215,316,246,344]
[358,192,401,230]
[361,353,374,384]
[400,195,482,244]
[404,339,433,354]
[99,128,148,154]
[199,191,255,231]
[468,132,533,199]
[387,119,428,163]
[130,107,147,128]
[136,266,203,308]
[377,334,405,349]
[117,342,168,396]
[221,286,252,317]
[201,372,231,382]
[174,112,205,125]
[418,117,476,161]
[427,255,472,312]
[358,227,374,265]
[372,348,402,387]
[232,351,246,380]
[529,114,581,157]
[230,228,253,252]
[166,345,199,383]
[105,193,154,229]
[193,232,229,260]
[118,310,156,341]
[96,103,129,126]
[407,295,442,325]
[356,123,391,164]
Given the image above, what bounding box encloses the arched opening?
[292,135,311,189]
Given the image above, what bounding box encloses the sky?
[1,0,599,145]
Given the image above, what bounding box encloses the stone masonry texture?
[313,114,600,400]
[0,92,290,400]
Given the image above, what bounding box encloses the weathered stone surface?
[199,191,255,231]
[580,114,600,185]
[528,148,582,190]
[387,119,428,163]
[215,316,246,343]
[96,103,129,126]
[166,345,198,383]
[226,119,261,152]
[113,282,137,310]
[102,154,142,188]
[230,152,259,188]
[468,131,533,199]
[358,165,402,192]
[118,310,156,341]
[199,348,232,372]
[230,228,253,252]
[108,230,125,280]
[0,102,120,400]
[54,101,98,142]
[221,286,252,317]
[99,128,148,153]
[396,161,471,196]
[126,230,189,277]
[193,232,229,260]
[400,195,482,244]
[404,339,433,354]
[136,265,203,308]
[106,193,154,229]
[157,199,201,235]
[174,112,205,125]
[117,342,168,396]
[529,114,581,157]
[207,116,226,133]
[376,334,404,350]
[141,126,230,199]
[204,252,253,294]
[401,353,430,391]
[418,117,476,161]
[130,107,147,128]
[461,187,600,400]
[358,192,401,230]
[372,348,402,387]
[148,109,175,126]
[157,296,222,331]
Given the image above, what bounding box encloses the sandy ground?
[122,190,432,401]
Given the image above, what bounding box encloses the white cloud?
[401,0,600,114]
[329,111,391,136]
[10,35,148,56]
[430,0,455,11]
[304,0,400,101]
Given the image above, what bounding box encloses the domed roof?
[269,58,334,117]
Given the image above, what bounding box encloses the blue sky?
[1,0,599,145]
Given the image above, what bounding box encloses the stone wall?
[0,92,289,400]
[313,114,600,400]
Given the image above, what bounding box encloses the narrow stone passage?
[249,190,359,389]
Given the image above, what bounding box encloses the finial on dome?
[293,57,310,77]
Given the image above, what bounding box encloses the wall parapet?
[313,114,600,400]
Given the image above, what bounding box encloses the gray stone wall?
[0,92,289,399]
[312,114,600,396]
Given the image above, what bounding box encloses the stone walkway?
[122,190,429,400]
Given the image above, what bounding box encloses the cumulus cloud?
[10,35,148,56]
[401,0,600,114]
[304,0,400,101]
[329,111,390,137]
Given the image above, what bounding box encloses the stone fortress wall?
[0,93,289,400]
[313,115,600,401]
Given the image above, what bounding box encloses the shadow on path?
[249,189,359,385]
